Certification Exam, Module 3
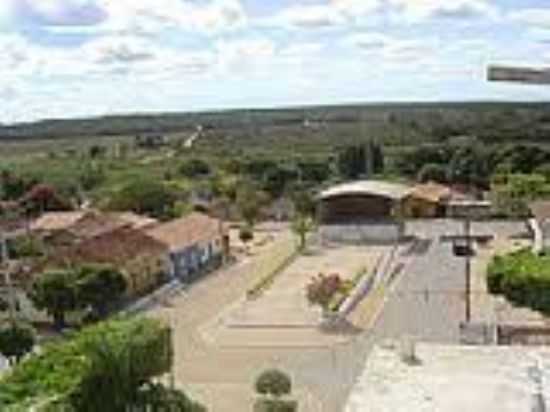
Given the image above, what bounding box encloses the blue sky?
[1,0,550,123]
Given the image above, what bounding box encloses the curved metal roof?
[318,180,412,201]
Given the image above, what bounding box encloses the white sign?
[488,65,550,85]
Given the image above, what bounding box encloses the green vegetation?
[30,264,127,329]
[291,214,315,252]
[254,369,296,412]
[8,235,45,259]
[487,249,550,314]
[0,317,205,411]
[0,323,35,365]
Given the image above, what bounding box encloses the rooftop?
[318,180,412,201]
[30,211,87,232]
[409,182,452,203]
[147,212,223,252]
[345,342,550,412]
[49,226,167,268]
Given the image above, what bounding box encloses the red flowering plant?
[306,273,343,312]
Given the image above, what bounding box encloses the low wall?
[320,220,405,244]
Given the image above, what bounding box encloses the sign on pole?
[488,65,550,85]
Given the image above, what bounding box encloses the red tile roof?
[147,212,224,251]
[46,226,167,269]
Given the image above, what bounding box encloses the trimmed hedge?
[0,317,172,411]
[254,399,298,412]
[487,248,550,313]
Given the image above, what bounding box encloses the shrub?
[239,227,254,244]
[306,273,344,311]
[255,369,292,398]
[254,399,298,412]
[486,249,550,314]
[0,317,191,411]
[0,323,35,364]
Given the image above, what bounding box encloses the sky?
[1,0,550,124]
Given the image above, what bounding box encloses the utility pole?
[464,216,472,323]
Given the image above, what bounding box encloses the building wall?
[169,237,224,280]
[319,195,394,224]
[402,197,443,218]
[320,221,405,244]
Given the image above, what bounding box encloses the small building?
[43,227,169,297]
[147,212,228,280]
[317,180,412,243]
[403,182,452,218]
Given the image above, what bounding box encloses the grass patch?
[246,240,298,300]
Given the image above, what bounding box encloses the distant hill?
[2,101,550,144]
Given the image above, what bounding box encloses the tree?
[0,170,28,201]
[77,264,127,319]
[79,163,106,191]
[179,158,211,178]
[291,214,314,252]
[108,177,176,219]
[0,323,35,365]
[236,182,268,228]
[337,145,367,179]
[417,163,448,183]
[290,187,315,217]
[447,144,490,188]
[0,317,206,411]
[21,183,69,213]
[30,269,80,330]
[371,142,385,174]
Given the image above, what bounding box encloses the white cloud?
[268,4,346,29]
[388,0,498,21]
[347,32,393,49]
[281,43,324,57]
[526,28,550,44]
[510,8,550,28]
[95,0,247,36]
[216,37,275,74]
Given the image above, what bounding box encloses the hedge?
[0,317,172,411]
[487,248,550,314]
[253,399,298,412]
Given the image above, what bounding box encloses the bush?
[486,249,550,313]
[0,323,35,363]
[239,227,254,244]
[0,318,182,410]
[254,398,297,412]
[306,273,344,311]
[179,158,210,178]
[255,369,292,398]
